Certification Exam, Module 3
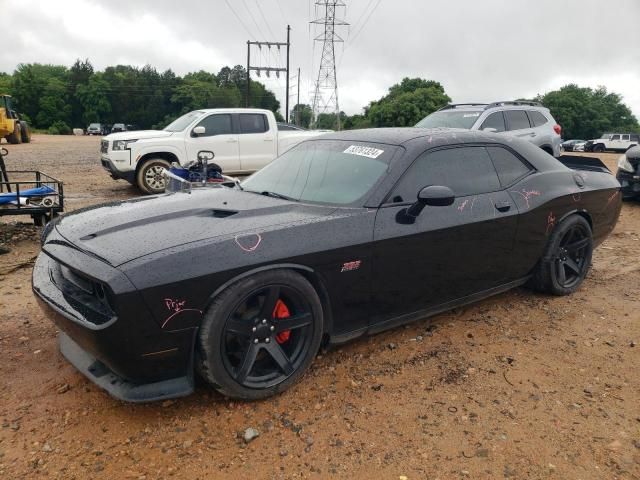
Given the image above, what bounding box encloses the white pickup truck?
[100,108,324,193]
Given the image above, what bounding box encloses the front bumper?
[616,170,640,198]
[32,246,196,402]
[101,152,135,183]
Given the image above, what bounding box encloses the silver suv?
[415,101,562,157]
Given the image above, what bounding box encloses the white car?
[100,108,325,194]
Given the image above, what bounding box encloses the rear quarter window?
[486,146,532,186]
[504,110,531,131]
[528,111,549,127]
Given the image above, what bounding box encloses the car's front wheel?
[197,270,323,400]
[530,215,593,295]
[136,159,170,194]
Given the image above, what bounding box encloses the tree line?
[1,59,638,140]
[0,60,282,134]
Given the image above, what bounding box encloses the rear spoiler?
[557,155,611,174]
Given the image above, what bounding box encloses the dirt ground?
[0,135,639,480]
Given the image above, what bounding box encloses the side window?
[195,114,233,137]
[486,146,531,187]
[480,112,506,132]
[610,134,621,140]
[528,111,548,127]
[389,146,500,202]
[631,134,639,142]
[240,114,268,134]
[504,110,531,131]
[621,134,630,141]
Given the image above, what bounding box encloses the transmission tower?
[310,1,348,130]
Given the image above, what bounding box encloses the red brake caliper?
[272,299,291,344]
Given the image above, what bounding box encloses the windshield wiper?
[244,190,297,201]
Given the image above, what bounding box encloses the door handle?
[226,139,237,143]
[495,200,511,212]
[263,138,273,142]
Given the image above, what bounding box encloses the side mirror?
[192,125,206,136]
[406,185,455,217]
[482,127,497,133]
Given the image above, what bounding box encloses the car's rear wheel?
[197,270,323,400]
[136,159,170,194]
[593,144,605,153]
[530,215,593,295]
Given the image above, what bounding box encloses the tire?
[530,215,593,296]
[593,144,605,153]
[197,269,324,400]
[7,123,22,144]
[32,214,47,227]
[19,122,31,143]
[136,159,171,194]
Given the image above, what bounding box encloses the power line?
[241,0,268,40]
[223,0,256,39]
[255,0,276,39]
[346,0,382,49]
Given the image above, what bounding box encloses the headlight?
[618,154,634,173]
[112,139,137,151]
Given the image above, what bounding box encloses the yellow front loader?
[0,94,30,144]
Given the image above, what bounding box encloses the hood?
[104,130,174,141]
[53,189,334,266]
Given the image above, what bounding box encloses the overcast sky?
[2,0,639,120]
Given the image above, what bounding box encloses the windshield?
[415,110,481,129]
[241,140,399,206]
[89,123,100,128]
[163,111,203,132]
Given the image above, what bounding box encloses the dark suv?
[416,101,562,157]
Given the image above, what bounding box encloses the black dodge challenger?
[33,128,622,402]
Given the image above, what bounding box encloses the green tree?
[289,103,312,128]
[0,73,12,94]
[536,84,640,139]
[366,77,450,127]
[76,73,111,124]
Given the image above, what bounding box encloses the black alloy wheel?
[530,215,593,296]
[221,285,313,389]
[198,270,323,400]
[552,222,591,289]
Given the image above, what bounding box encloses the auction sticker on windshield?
[343,145,384,159]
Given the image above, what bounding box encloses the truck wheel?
[7,124,22,144]
[136,159,170,194]
[19,122,31,143]
[593,144,605,153]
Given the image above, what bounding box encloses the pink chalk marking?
[161,308,203,329]
[234,233,262,252]
[545,211,556,236]
[510,189,541,210]
[605,191,618,207]
[457,199,469,212]
[161,297,203,328]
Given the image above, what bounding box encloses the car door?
[237,113,277,172]
[504,109,536,143]
[620,134,631,150]
[608,134,622,150]
[184,113,240,171]
[370,145,519,325]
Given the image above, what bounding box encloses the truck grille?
[100,140,109,153]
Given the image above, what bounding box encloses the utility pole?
[245,25,291,115]
[285,25,291,123]
[310,1,348,130]
[296,67,301,126]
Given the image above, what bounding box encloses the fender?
[132,144,184,167]
[202,262,334,335]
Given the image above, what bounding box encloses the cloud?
[1,0,639,120]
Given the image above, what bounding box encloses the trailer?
[0,147,64,226]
